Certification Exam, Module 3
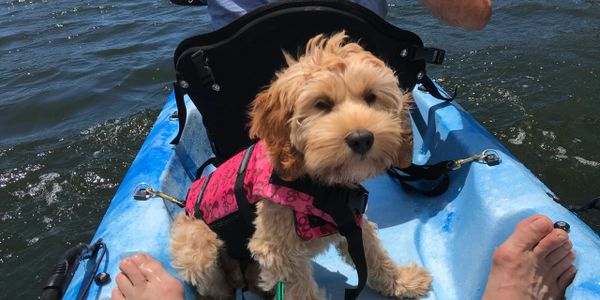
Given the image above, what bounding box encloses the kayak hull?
[64,86,600,299]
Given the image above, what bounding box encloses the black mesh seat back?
[174,0,428,161]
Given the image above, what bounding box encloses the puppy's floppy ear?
[248,90,291,143]
[392,94,414,169]
[248,90,305,180]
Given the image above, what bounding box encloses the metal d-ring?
[133,182,153,200]
[481,149,501,166]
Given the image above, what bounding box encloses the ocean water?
[0,0,598,298]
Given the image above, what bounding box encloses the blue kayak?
[57,1,599,299]
[62,84,600,299]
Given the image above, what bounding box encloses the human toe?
[551,250,576,278]
[119,258,147,286]
[505,215,554,251]
[138,257,185,299]
[557,265,577,290]
[533,228,569,257]
[132,254,173,282]
[546,239,573,266]
[130,253,150,266]
[111,287,126,300]
[115,272,135,296]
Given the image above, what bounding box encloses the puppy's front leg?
[255,255,324,300]
[336,216,432,299]
[249,201,326,300]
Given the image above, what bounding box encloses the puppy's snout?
[345,130,374,155]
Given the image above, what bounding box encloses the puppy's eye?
[364,91,377,105]
[314,98,333,111]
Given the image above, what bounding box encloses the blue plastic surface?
[64,86,600,300]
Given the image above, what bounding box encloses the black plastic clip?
[191,50,220,91]
[414,47,445,65]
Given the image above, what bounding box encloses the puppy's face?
[250,32,412,185]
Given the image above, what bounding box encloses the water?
[0,0,598,298]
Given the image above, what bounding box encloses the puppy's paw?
[391,264,432,299]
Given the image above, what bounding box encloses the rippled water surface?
[1,0,599,299]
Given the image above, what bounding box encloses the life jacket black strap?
[193,173,213,219]
[269,174,368,215]
[234,144,258,227]
[317,188,367,300]
[170,81,187,145]
[268,173,368,299]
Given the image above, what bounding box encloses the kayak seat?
[172,0,447,163]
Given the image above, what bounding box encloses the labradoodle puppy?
[170,32,431,299]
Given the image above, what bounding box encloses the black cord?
[570,196,600,213]
[548,193,600,213]
[76,239,108,300]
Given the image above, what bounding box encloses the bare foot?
[483,215,577,300]
[111,253,185,300]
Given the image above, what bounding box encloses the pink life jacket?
[185,140,367,242]
[185,140,370,299]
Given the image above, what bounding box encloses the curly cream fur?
[170,32,430,299]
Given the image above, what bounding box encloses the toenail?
[132,253,148,263]
[530,217,552,234]
[120,258,131,266]
[555,231,568,242]
[565,240,573,249]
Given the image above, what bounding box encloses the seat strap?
[388,162,452,196]
[195,157,218,179]
[170,81,187,145]
[419,75,457,102]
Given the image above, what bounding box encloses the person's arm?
[420,0,492,30]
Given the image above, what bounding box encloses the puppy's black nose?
[345,130,374,155]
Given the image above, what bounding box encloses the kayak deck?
[64,86,600,299]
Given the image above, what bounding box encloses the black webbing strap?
[388,162,452,196]
[170,82,187,145]
[269,174,368,216]
[195,157,218,179]
[391,161,451,181]
[234,144,257,226]
[269,173,368,300]
[420,75,457,102]
[414,47,446,65]
[317,188,367,300]
[193,173,213,219]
